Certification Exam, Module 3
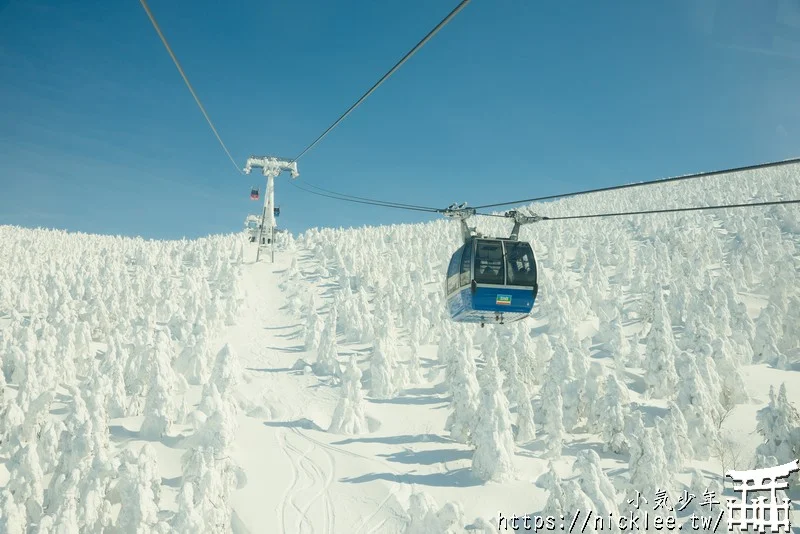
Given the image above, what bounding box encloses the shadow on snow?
[332,434,453,446]
[340,467,482,488]
[377,448,473,466]
[263,418,324,431]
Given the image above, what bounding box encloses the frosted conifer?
[369,339,396,399]
[471,352,515,482]
[444,339,480,444]
[328,356,368,434]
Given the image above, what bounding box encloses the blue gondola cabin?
[445,238,538,325]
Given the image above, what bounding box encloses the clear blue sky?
[1,0,798,239]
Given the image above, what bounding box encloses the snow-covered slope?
[0,163,798,533]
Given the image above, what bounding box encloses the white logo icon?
[725,459,799,532]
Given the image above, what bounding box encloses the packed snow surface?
[0,163,799,533]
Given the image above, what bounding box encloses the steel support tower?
[243,156,299,262]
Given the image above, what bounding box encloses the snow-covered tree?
[628,425,671,499]
[709,338,748,407]
[471,352,515,482]
[174,333,211,386]
[608,318,630,380]
[542,384,566,458]
[5,441,45,523]
[574,450,620,532]
[752,302,781,363]
[642,293,678,399]
[515,393,536,445]
[403,492,465,534]
[584,361,606,434]
[369,338,397,399]
[115,445,167,533]
[0,489,27,534]
[600,374,631,454]
[140,333,186,440]
[191,383,239,454]
[210,343,241,399]
[675,352,720,459]
[539,339,574,428]
[407,342,423,385]
[755,383,800,478]
[180,446,243,532]
[657,401,694,472]
[304,311,324,353]
[444,339,480,444]
[328,356,368,434]
[172,483,205,533]
[314,311,341,377]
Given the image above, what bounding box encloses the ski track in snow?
[229,249,411,533]
[290,426,406,534]
[277,428,303,534]
[293,430,335,534]
[230,252,341,533]
[282,427,335,534]
[281,428,331,534]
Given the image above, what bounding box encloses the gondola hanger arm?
[505,209,547,240]
[442,203,481,240]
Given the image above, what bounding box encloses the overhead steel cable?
[471,157,800,210]
[288,180,441,213]
[139,0,244,175]
[290,177,441,211]
[476,198,800,221]
[290,0,471,164]
[294,156,800,220]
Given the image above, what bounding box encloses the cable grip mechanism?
[505,209,545,241]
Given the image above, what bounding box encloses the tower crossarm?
[243,156,299,178]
